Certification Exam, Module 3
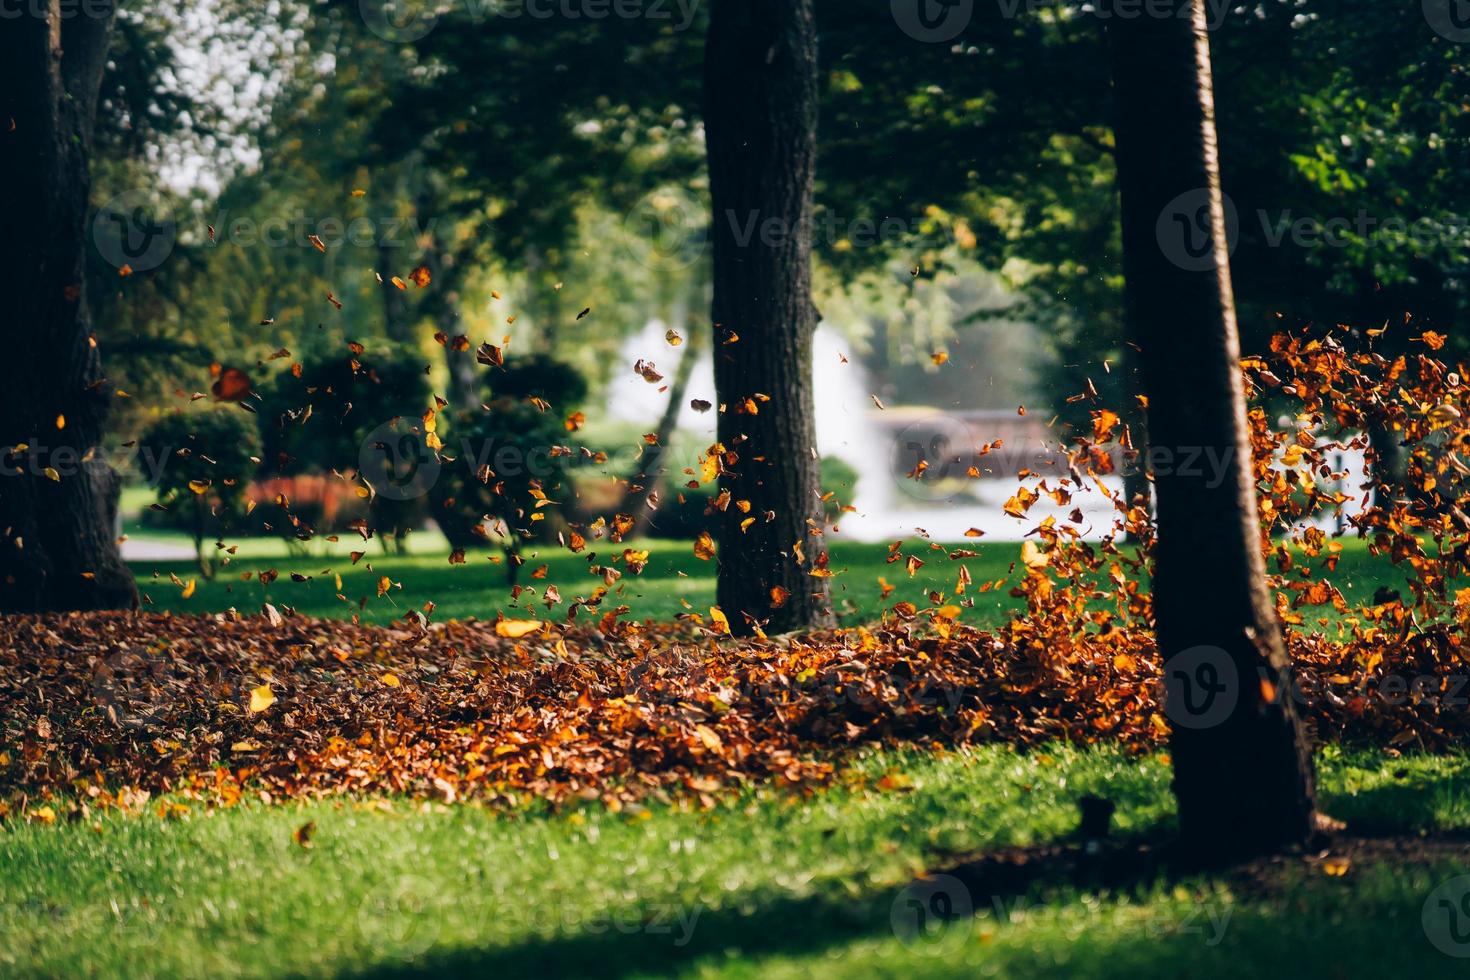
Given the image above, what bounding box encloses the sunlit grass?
[2,746,1465,978]
[127,535,1412,629]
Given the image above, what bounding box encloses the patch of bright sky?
[141,0,306,196]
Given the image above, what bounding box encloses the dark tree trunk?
[1108,0,1316,861]
[703,0,833,636]
[0,2,137,613]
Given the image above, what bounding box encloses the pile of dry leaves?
[1,599,1465,819]
[5,324,1470,819]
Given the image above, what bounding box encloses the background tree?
[139,409,262,577]
[0,2,137,612]
[431,356,586,584]
[258,345,433,552]
[1108,0,1317,861]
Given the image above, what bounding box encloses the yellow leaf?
[876,770,913,791]
[381,673,401,688]
[248,684,275,714]
[495,619,543,638]
[699,451,720,484]
[709,606,731,635]
[180,578,197,599]
[693,531,716,561]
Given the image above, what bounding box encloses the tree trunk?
[0,2,137,613]
[704,0,833,636]
[439,290,478,412]
[1108,0,1316,861]
[625,293,702,536]
[419,235,476,411]
[1121,411,1152,543]
[1366,422,1405,512]
[377,240,412,343]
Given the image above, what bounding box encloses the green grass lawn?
[127,534,1414,629]
[3,746,1467,978]
[8,535,1452,978]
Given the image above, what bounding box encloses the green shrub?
[257,345,432,551]
[646,456,861,540]
[137,408,262,577]
[430,356,587,583]
[432,397,574,583]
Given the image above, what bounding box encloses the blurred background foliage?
[92,0,1468,539]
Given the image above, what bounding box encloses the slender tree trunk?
[439,291,478,412]
[1122,411,1152,542]
[0,2,137,612]
[1108,0,1316,861]
[625,301,703,536]
[419,235,476,411]
[377,239,411,343]
[704,0,833,635]
[1366,422,1405,512]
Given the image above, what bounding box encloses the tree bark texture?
[703,0,833,636]
[0,2,137,612]
[1108,0,1317,860]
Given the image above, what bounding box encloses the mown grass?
[9,539,1440,977]
[2,746,1466,979]
[127,535,1413,628]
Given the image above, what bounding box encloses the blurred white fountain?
[608,320,1129,541]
